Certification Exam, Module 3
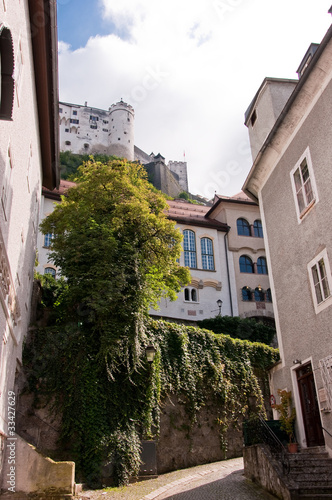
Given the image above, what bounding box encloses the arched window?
[0,26,15,120]
[237,218,250,236]
[266,288,272,302]
[254,287,264,302]
[184,287,198,302]
[201,237,214,270]
[257,257,268,274]
[183,229,197,268]
[45,267,56,278]
[239,255,254,273]
[253,220,263,238]
[242,286,252,301]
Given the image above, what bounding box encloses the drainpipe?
[224,231,234,316]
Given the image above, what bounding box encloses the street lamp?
[217,299,223,315]
[145,344,156,364]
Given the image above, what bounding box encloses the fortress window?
[84,143,89,149]
[184,287,198,302]
[251,110,257,127]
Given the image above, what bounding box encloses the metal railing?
[243,415,290,475]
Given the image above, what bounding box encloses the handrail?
[258,415,290,475]
[322,426,332,440]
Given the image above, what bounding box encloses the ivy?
[23,312,279,487]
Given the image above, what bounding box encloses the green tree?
[196,315,276,345]
[40,158,190,369]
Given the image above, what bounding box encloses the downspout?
[224,230,233,316]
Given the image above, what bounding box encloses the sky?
[57,0,332,199]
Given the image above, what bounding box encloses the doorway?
[296,363,324,447]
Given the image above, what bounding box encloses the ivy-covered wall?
[20,310,279,486]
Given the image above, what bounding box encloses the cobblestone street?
[80,457,278,500]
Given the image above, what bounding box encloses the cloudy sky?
[57,0,331,198]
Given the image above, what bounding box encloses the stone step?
[290,473,332,482]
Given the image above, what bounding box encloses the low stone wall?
[243,444,291,500]
[0,434,74,498]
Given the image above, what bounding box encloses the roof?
[167,199,229,232]
[42,179,76,200]
[205,191,257,218]
[29,0,60,190]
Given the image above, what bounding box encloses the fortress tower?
[108,99,135,160]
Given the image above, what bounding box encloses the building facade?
[0,0,59,482]
[206,192,274,324]
[243,20,332,452]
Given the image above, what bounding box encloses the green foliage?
[272,389,296,443]
[27,158,280,486]
[196,315,276,345]
[24,312,279,486]
[60,151,118,179]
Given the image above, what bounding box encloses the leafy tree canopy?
[40,158,190,371]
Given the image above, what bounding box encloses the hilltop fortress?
[59,98,189,198]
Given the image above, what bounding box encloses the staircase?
[287,447,332,499]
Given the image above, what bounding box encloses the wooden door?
[297,364,325,447]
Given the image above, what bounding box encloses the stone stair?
[287,447,332,499]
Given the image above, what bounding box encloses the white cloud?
[58,0,332,197]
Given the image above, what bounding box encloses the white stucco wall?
[0,0,44,440]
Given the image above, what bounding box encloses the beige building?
[207,192,274,325]
[243,20,332,451]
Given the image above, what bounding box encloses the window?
[253,220,263,238]
[251,110,257,126]
[312,259,330,304]
[65,141,71,146]
[266,288,272,302]
[59,107,63,113]
[102,128,108,132]
[0,26,15,119]
[242,286,252,301]
[1,148,13,220]
[254,287,264,302]
[90,124,97,129]
[73,110,77,115]
[90,115,98,121]
[201,238,214,270]
[84,143,89,149]
[291,149,318,221]
[70,118,79,124]
[65,128,69,132]
[45,267,56,278]
[237,218,250,236]
[183,230,197,268]
[103,120,108,124]
[44,233,53,247]
[257,257,268,275]
[239,255,254,273]
[308,249,332,313]
[184,287,198,302]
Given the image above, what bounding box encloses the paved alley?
[80,457,278,500]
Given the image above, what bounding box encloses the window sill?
[299,199,316,220]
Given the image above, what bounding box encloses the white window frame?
[184,287,199,303]
[307,248,332,314]
[290,147,318,223]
